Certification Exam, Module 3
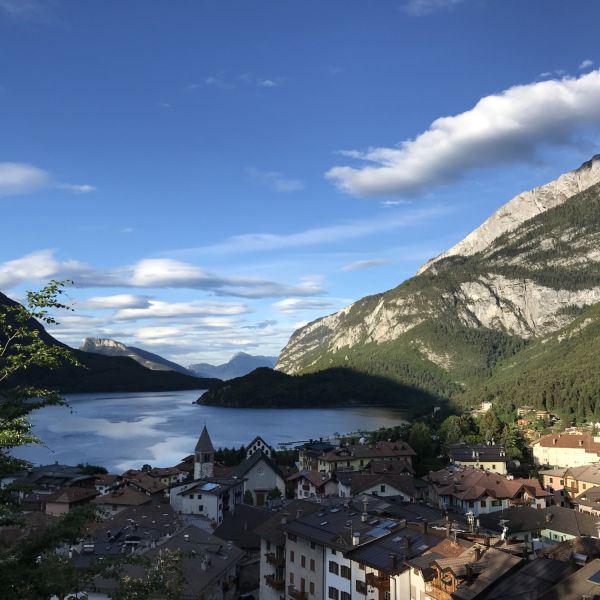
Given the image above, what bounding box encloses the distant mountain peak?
[188,352,277,380]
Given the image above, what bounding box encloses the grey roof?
[253,499,322,545]
[195,426,215,453]
[478,558,578,600]
[175,477,243,496]
[346,526,446,574]
[538,557,600,600]
[479,505,600,537]
[232,449,282,479]
[449,443,508,463]
[213,504,273,549]
[538,468,567,478]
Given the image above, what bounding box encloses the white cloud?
[0,250,325,298]
[327,70,600,198]
[272,297,338,314]
[205,76,234,90]
[197,206,447,254]
[77,294,152,310]
[113,299,249,320]
[244,167,304,193]
[580,59,595,70]
[402,0,464,17]
[0,0,59,23]
[341,259,390,271]
[258,79,277,88]
[0,162,94,197]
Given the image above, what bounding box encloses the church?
[169,426,245,524]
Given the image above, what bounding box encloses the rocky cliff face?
[276,158,600,396]
[418,155,600,274]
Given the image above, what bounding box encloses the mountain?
[0,293,220,393]
[80,337,195,375]
[202,156,600,418]
[188,352,277,380]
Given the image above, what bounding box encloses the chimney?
[473,545,482,562]
[545,513,553,523]
[184,533,190,542]
[297,509,303,519]
[362,496,369,522]
[403,537,411,551]
[420,520,428,535]
[281,516,287,525]
[352,531,361,546]
[390,553,399,571]
[446,521,451,538]
[465,563,474,583]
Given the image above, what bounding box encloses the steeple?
[194,425,215,479]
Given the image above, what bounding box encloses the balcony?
[425,583,453,600]
[264,575,285,591]
[366,571,390,592]
[288,586,308,600]
[265,552,286,567]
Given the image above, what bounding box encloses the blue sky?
[2,0,600,365]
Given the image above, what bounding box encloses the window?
[290,550,295,562]
[198,505,203,512]
[358,563,365,571]
[301,578,306,592]
[288,533,297,542]
[356,580,367,594]
[310,581,315,595]
[341,565,351,579]
[328,587,339,600]
[329,561,339,575]
[492,465,496,470]
[197,494,202,499]
[290,572,294,584]
[301,555,306,568]
[480,500,487,507]
[341,593,351,600]
[332,549,337,555]
[468,501,474,508]
[310,558,315,571]
[380,485,386,493]
[560,479,564,485]
[491,500,500,507]
[311,542,316,550]
[266,541,271,550]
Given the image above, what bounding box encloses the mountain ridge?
[188,352,277,380]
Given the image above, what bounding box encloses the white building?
[232,450,285,507]
[247,436,274,459]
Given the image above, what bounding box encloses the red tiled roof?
[535,433,600,453]
[44,486,98,504]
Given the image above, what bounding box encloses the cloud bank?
[326,70,600,198]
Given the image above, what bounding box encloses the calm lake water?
[13,390,409,472]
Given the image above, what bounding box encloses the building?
[479,505,600,547]
[539,467,567,493]
[194,425,216,480]
[92,485,152,516]
[532,433,600,468]
[536,557,600,600]
[93,473,120,495]
[572,486,600,516]
[247,436,274,459]
[232,450,285,506]
[336,472,415,500]
[289,470,338,500]
[43,486,98,516]
[562,463,600,500]
[121,470,168,497]
[297,441,336,472]
[426,467,550,516]
[448,443,509,475]
[169,477,244,524]
[255,500,322,600]
[317,441,416,473]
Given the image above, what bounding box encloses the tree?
[267,487,282,500]
[0,281,79,524]
[243,490,254,505]
[408,422,434,458]
[478,408,504,443]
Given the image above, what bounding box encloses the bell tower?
[194,425,215,479]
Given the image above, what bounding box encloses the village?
[4,421,600,600]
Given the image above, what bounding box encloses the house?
[317,441,416,473]
[536,557,600,600]
[93,473,120,495]
[539,467,567,493]
[572,486,600,516]
[213,504,275,592]
[366,459,415,476]
[479,505,600,547]
[349,473,415,500]
[121,470,167,497]
[297,440,336,471]
[540,536,600,563]
[425,545,522,600]
[92,485,152,516]
[169,477,244,524]
[532,433,600,468]
[43,486,98,516]
[562,463,600,500]
[289,470,338,500]
[426,467,550,516]
[448,443,509,475]
[232,450,285,506]
[88,524,244,600]
[246,436,274,459]
[145,466,185,486]
[254,500,321,600]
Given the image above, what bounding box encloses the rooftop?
[537,557,600,600]
[195,425,215,454]
[449,443,508,463]
[253,499,322,545]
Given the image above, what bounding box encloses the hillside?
[208,156,600,418]
[188,352,277,380]
[0,292,220,393]
[80,337,195,376]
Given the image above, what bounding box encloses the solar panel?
[200,483,219,491]
[588,569,600,584]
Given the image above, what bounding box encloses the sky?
[2,0,600,366]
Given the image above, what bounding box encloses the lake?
[13,390,409,472]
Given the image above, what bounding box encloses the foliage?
[214,445,247,466]
[267,487,282,500]
[243,490,254,505]
[272,448,297,467]
[76,463,108,475]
